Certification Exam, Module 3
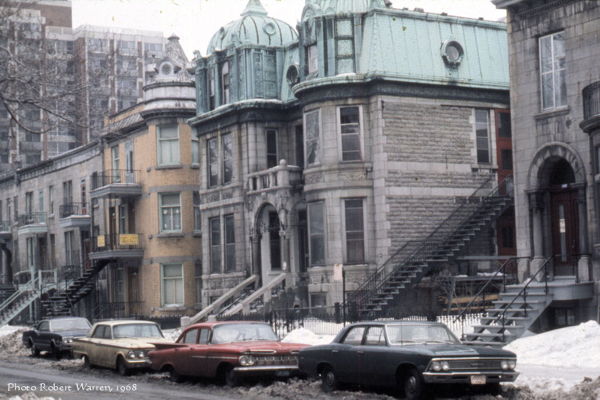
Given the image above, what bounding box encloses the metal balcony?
[90,169,142,199]
[17,213,47,236]
[89,233,144,260]
[581,81,600,133]
[59,202,91,230]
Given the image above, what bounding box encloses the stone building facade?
[493,0,600,327]
[188,0,513,313]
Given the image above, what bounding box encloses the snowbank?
[282,328,335,345]
[505,320,600,369]
[0,324,29,338]
[162,328,181,342]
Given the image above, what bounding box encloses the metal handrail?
[499,255,554,342]
[348,174,512,313]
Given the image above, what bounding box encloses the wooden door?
[550,190,579,274]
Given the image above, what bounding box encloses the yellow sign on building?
[97,235,105,248]
[119,234,139,246]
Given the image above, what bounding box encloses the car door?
[332,326,366,383]
[189,328,212,377]
[359,326,391,386]
[175,328,198,376]
[37,321,51,351]
[92,325,111,367]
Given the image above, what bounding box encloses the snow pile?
[282,328,335,345]
[505,320,600,369]
[0,327,29,357]
[162,328,181,342]
[9,394,57,400]
[0,324,29,338]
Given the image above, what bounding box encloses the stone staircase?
[348,175,513,320]
[41,259,113,318]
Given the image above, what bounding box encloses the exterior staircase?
[348,175,513,320]
[41,259,113,318]
[0,274,57,326]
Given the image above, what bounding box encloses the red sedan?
[149,321,308,385]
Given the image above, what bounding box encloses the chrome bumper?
[422,370,519,384]
[233,365,300,374]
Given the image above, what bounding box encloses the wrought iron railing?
[347,174,513,316]
[92,169,139,188]
[95,301,145,320]
[17,212,47,226]
[59,202,89,218]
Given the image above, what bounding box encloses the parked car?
[22,317,92,359]
[149,321,308,385]
[299,321,518,399]
[72,320,170,376]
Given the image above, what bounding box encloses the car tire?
[168,367,185,383]
[321,366,339,393]
[30,341,40,357]
[402,368,424,400]
[116,357,130,376]
[51,343,62,360]
[82,355,92,369]
[224,366,240,387]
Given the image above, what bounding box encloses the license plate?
[275,371,290,377]
[470,375,486,385]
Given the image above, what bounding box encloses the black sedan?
[22,316,92,359]
[298,321,518,399]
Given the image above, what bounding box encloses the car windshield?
[112,323,163,339]
[386,324,460,345]
[211,323,278,344]
[50,318,91,332]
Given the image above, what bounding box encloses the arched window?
[221,61,230,105]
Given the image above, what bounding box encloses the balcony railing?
[59,202,89,218]
[247,161,302,194]
[582,81,600,133]
[92,169,139,189]
[17,212,47,226]
[92,233,144,252]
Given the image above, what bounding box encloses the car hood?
[110,337,171,348]
[401,343,516,358]
[54,329,90,338]
[221,341,308,353]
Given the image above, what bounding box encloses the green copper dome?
[207,0,298,54]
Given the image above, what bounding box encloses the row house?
[185,0,514,323]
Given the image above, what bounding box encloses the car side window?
[39,321,50,332]
[364,326,386,346]
[199,329,210,344]
[103,326,113,339]
[182,329,198,344]
[91,326,103,338]
[341,326,365,345]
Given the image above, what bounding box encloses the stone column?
[577,187,591,281]
[529,191,546,280]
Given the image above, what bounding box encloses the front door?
[550,190,578,275]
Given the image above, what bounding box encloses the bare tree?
[0,0,85,165]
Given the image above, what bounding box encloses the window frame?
[224,214,236,273]
[266,129,278,168]
[539,31,567,111]
[222,133,233,185]
[160,263,184,307]
[304,109,321,167]
[308,201,326,266]
[207,137,218,188]
[157,124,181,166]
[209,216,221,274]
[337,105,363,162]
[192,135,200,166]
[344,198,365,265]
[159,192,182,233]
[474,109,492,165]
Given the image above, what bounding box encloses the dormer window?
[221,61,230,104]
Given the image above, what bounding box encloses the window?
[65,231,75,265]
[182,329,198,344]
[222,134,233,184]
[475,109,491,164]
[345,199,365,264]
[192,136,200,165]
[304,110,320,166]
[62,180,73,205]
[161,264,183,306]
[193,192,201,232]
[339,106,361,161]
[295,125,304,169]
[308,202,325,265]
[224,214,236,272]
[221,61,230,104]
[269,211,281,270]
[207,138,218,187]
[208,67,216,110]
[266,129,278,168]
[364,327,385,346]
[159,193,181,232]
[540,32,566,110]
[199,329,210,344]
[195,260,203,306]
[501,149,513,170]
[209,217,221,273]
[38,190,44,213]
[25,192,33,215]
[158,125,180,166]
[111,146,120,183]
[48,185,54,215]
[342,326,365,345]
[497,111,511,138]
[307,44,318,75]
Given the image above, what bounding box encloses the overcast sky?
[72,0,506,58]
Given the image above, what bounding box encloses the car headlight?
[127,351,137,359]
[239,355,255,367]
[508,360,516,370]
[431,361,442,372]
[64,338,73,344]
[501,360,509,370]
[441,361,450,371]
